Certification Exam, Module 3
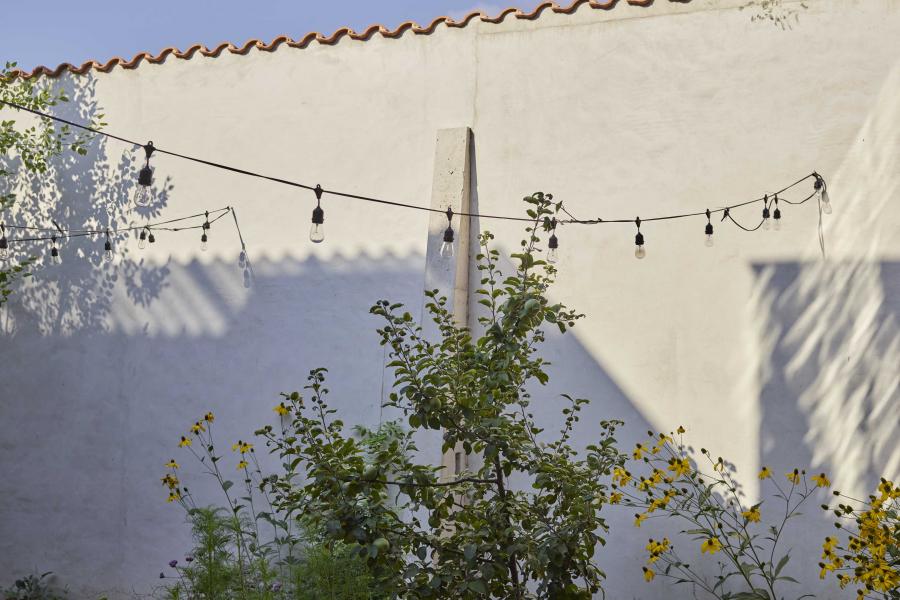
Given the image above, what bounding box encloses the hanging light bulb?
[762,195,771,230]
[309,185,325,243]
[148,231,156,244]
[634,217,646,259]
[547,218,559,264]
[133,142,155,207]
[440,207,454,258]
[0,224,8,260]
[704,209,714,247]
[138,228,148,250]
[50,236,61,265]
[200,211,210,251]
[238,247,247,268]
[814,175,832,215]
[772,196,782,231]
[104,230,114,263]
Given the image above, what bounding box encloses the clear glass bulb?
[440,240,454,258]
[0,248,8,261]
[52,250,62,265]
[238,249,247,268]
[821,190,832,214]
[705,234,714,247]
[133,185,151,207]
[309,223,325,244]
[138,236,147,250]
[104,249,114,263]
[773,219,782,231]
[200,239,208,252]
[547,247,559,263]
[762,218,771,231]
[635,245,646,259]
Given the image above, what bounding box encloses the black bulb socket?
[139,230,147,241]
[148,233,156,244]
[549,233,558,249]
[762,207,771,219]
[773,208,781,220]
[201,233,208,243]
[51,247,59,258]
[705,223,714,236]
[635,232,645,246]
[105,240,112,252]
[0,237,7,250]
[312,205,324,225]
[138,165,153,187]
[443,226,454,243]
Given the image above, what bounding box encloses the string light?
[50,236,61,264]
[309,185,325,244]
[133,141,155,207]
[148,230,156,244]
[547,218,559,264]
[761,195,771,231]
[772,195,782,231]
[441,207,454,258]
[704,209,714,247]
[200,211,210,251]
[138,228,148,249]
[634,217,646,260]
[0,224,8,260]
[103,229,114,262]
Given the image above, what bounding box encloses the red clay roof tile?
[10,0,688,79]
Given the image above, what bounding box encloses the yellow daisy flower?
[179,436,192,447]
[609,492,623,505]
[786,469,801,485]
[204,412,215,423]
[237,460,248,470]
[642,567,655,582]
[701,537,722,554]
[634,513,647,528]
[167,491,181,503]
[165,459,179,469]
[812,473,830,488]
[274,403,290,416]
[742,506,761,523]
[191,421,206,434]
[758,466,772,480]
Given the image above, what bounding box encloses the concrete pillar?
[421,127,472,483]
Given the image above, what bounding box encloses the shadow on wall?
[0,74,173,336]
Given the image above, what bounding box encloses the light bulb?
[238,249,247,268]
[51,247,61,265]
[309,223,325,244]
[200,232,209,252]
[0,230,8,260]
[635,245,646,259]
[134,165,154,207]
[705,234,714,247]
[104,243,114,263]
[762,218,771,231]
[138,230,147,249]
[0,248,7,261]
[773,218,781,231]
[440,240,454,258]
[704,220,714,247]
[547,247,559,264]
[821,190,832,215]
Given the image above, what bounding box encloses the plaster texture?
[1,1,899,597]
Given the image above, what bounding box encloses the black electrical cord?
[0,98,818,227]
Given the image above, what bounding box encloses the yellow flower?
[632,444,645,460]
[165,459,179,469]
[786,469,801,485]
[668,457,691,479]
[701,537,722,554]
[204,412,215,423]
[758,466,772,479]
[676,425,686,434]
[191,421,206,434]
[742,505,761,523]
[179,436,192,447]
[812,473,830,488]
[642,567,655,582]
[161,474,179,489]
[613,467,632,487]
[634,513,647,527]
[231,440,253,454]
[237,460,248,470]
[609,492,623,505]
[167,491,181,503]
[274,403,290,416]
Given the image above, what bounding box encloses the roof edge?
[9,0,690,79]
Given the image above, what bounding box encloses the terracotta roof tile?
[10,0,689,79]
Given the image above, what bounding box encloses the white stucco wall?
[1,0,899,597]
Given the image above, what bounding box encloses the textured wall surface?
[1,0,899,597]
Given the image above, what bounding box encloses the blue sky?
[0,1,536,72]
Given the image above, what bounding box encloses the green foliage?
[255,193,627,598]
[2,572,67,600]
